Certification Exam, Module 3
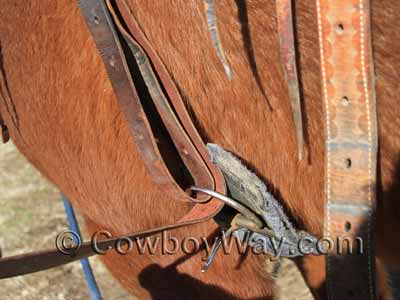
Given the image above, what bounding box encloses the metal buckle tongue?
[190,187,263,228]
[189,187,275,272]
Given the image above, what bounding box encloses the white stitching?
[359,1,374,299]
[318,1,374,299]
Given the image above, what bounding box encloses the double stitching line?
[359,0,374,299]
[317,1,375,299]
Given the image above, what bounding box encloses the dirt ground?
[0,142,313,300]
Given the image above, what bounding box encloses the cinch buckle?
[189,186,278,272]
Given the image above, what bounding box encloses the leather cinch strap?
[316,0,378,299]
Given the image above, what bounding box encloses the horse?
[0,0,398,299]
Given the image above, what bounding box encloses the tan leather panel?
[316,0,378,299]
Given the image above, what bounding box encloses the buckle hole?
[344,221,352,232]
[345,158,352,169]
[337,23,344,34]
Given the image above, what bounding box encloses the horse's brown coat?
[0,0,399,299]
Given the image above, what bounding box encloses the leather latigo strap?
[316,0,378,299]
[0,222,203,279]
[78,0,226,210]
[0,0,226,279]
[83,0,225,204]
[275,0,304,160]
[96,0,226,220]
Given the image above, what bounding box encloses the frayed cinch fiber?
[207,143,318,257]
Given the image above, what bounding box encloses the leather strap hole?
[344,221,352,232]
[93,15,100,24]
[345,158,352,169]
[342,96,350,106]
[336,23,344,34]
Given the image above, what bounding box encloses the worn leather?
[80,0,227,221]
[316,0,378,299]
[275,0,304,160]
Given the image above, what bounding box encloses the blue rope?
[62,194,102,300]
